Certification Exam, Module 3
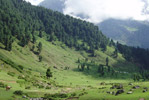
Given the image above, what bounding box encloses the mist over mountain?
[39,0,149,48]
[39,0,65,12]
[98,19,149,48]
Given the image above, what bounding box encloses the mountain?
[1,0,149,100]
[98,19,149,48]
[39,0,149,49]
[39,0,65,12]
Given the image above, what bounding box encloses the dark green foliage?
[87,65,90,70]
[38,42,42,54]
[46,67,52,78]
[31,45,35,51]
[7,72,15,77]
[113,48,118,58]
[18,65,24,70]
[98,64,105,76]
[81,63,85,71]
[13,90,23,95]
[0,82,6,88]
[117,42,149,70]
[0,0,109,52]
[44,93,68,99]
[32,35,36,43]
[106,57,109,66]
[77,58,80,63]
[39,55,42,62]
[133,73,141,82]
[39,31,43,38]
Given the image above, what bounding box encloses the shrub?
[13,90,23,95]
[45,86,51,89]
[25,86,31,89]
[18,65,24,70]
[71,93,76,97]
[0,82,6,88]
[7,72,15,77]
[39,85,44,89]
[44,93,68,99]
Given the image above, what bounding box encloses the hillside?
[39,0,149,49]
[98,19,149,48]
[0,0,149,100]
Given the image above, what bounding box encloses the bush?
[39,85,44,89]
[44,93,68,99]
[13,90,23,95]
[18,65,24,70]
[45,86,51,89]
[71,93,76,97]
[25,86,31,89]
[0,82,6,88]
[18,75,25,79]
[7,72,15,77]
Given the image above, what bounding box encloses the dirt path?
[0,80,16,83]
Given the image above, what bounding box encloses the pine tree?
[38,42,42,54]
[46,67,52,78]
[106,57,109,66]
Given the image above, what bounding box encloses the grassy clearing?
[0,37,145,100]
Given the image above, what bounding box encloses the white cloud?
[25,0,149,23]
[63,0,149,23]
[25,0,44,5]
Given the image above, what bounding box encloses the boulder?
[143,90,147,93]
[132,86,140,89]
[111,84,123,89]
[115,89,124,96]
[127,91,133,94]
[128,83,133,86]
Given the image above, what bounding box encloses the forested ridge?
[0,0,149,78]
[0,0,108,52]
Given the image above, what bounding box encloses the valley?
[0,0,149,100]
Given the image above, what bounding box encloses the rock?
[115,89,124,96]
[133,86,140,89]
[143,90,147,93]
[117,84,123,89]
[22,95,27,98]
[30,98,44,100]
[127,91,133,94]
[107,91,112,94]
[110,84,123,89]
[128,83,133,85]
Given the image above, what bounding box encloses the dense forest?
[0,0,149,79]
[0,0,108,52]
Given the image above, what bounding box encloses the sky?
[25,0,44,5]
[25,0,149,23]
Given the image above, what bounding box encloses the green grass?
[0,37,145,100]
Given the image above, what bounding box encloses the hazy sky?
[25,0,149,23]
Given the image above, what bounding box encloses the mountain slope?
[0,0,149,100]
[39,0,64,12]
[98,19,149,48]
[39,0,149,48]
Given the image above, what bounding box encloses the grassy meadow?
[0,37,148,100]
